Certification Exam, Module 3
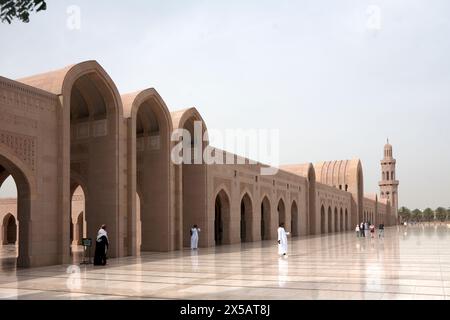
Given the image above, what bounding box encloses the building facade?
[0,61,398,267]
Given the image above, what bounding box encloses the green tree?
[423,208,434,222]
[398,206,411,222]
[412,209,422,222]
[0,0,46,24]
[435,207,447,222]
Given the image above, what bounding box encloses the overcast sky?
[1,0,449,209]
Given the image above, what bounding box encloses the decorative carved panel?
[0,79,57,114]
[72,194,85,202]
[71,120,108,140]
[0,129,37,171]
[149,135,160,150]
[136,135,161,152]
[92,119,107,137]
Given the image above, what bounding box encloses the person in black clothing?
[360,222,365,237]
[94,224,109,266]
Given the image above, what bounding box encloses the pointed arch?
[171,107,209,249]
[240,193,253,242]
[345,208,349,230]
[291,200,299,236]
[260,195,271,240]
[277,198,286,226]
[27,60,128,260]
[321,205,326,234]
[123,88,174,253]
[2,213,17,245]
[214,189,231,245]
[328,206,332,233]
[334,207,338,232]
[0,146,34,266]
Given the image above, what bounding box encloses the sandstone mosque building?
[0,61,399,268]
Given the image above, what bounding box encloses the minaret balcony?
[378,180,399,186]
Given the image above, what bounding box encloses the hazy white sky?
[1,0,449,209]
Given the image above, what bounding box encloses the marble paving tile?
[0,225,449,300]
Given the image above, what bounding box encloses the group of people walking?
[92,220,384,266]
[189,223,291,259]
[355,221,384,239]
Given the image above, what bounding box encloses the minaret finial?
[387,137,389,144]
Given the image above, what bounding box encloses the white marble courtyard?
[1,224,450,300]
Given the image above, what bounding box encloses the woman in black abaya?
[94,224,109,266]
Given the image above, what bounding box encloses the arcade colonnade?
[0,61,396,267]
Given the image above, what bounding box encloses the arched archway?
[67,63,123,258]
[278,198,286,226]
[340,208,343,232]
[345,209,349,230]
[214,189,230,245]
[70,184,86,249]
[240,193,253,242]
[291,201,299,236]
[321,205,326,234]
[0,151,33,267]
[172,108,208,249]
[328,207,332,233]
[261,196,271,240]
[124,90,172,252]
[214,190,231,246]
[2,214,17,245]
[334,207,338,232]
[0,174,18,248]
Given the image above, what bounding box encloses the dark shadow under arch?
[291,201,299,236]
[278,198,286,226]
[240,193,253,242]
[321,205,326,234]
[215,189,230,245]
[2,213,17,245]
[0,151,33,267]
[261,196,271,240]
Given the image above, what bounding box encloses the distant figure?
[355,224,360,237]
[190,224,201,250]
[364,222,369,237]
[94,224,108,266]
[277,223,290,257]
[369,223,375,238]
[378,222,385,238]
[360,222,365,237]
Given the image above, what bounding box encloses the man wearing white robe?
[277,223,290,257]
[190,225,201,250]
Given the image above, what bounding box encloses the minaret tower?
[379,139,399,220]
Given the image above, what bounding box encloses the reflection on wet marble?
[1,224,450,300]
